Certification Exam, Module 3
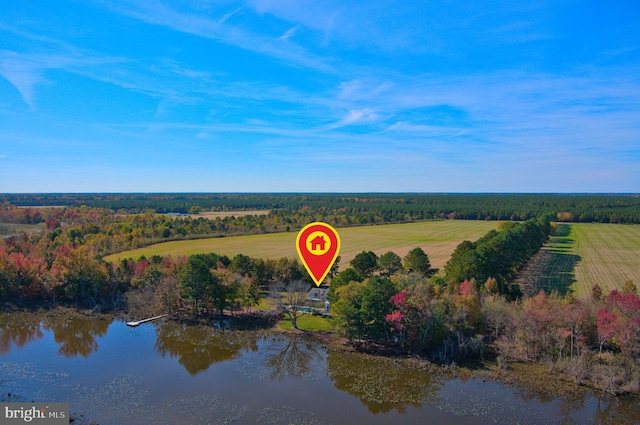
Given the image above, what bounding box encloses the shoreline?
[2,305,639,399]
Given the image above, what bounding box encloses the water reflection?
[0,313,44,354]
[326,351,443,414]
[325,348,640,422]
[0,312,112,357]
[594,395,640,425]
[263,335,323,380]
[154,322,259,375]
[44,318,111,358]
[508,373,640,425]
[3,314,640,425]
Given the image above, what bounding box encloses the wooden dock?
[126,314,168,327]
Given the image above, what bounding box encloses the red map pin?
[296,222,341,287]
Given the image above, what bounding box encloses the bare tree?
[264,335,322,379]
[270,280,311,330]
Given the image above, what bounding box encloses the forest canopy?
[2,193,640,223]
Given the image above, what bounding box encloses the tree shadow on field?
[536,250,581,296]
[518,224,581,297]
[553,223,572,238]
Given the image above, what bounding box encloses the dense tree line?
[444,218,552,298]
[1,193,638,261]
[0,204,279,257]
[0,205,321,311]
[0,226,314,313]
[4,193,640,223]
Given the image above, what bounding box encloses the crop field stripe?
[572,224,640,296]
[105,220,497,270]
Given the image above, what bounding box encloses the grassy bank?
[278,314,335,331]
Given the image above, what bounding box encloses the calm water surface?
[1,314,638,424]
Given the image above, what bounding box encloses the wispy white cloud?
[0,49,125,109]
[279,26,300,41]
[89,67,640,167]
[100,0,334,73]
[244,0,553,55]
[0,52,44,109]
[339,108,378,125]
[1,1,638,192]
[218,7,244,24]
[337,79,395,102]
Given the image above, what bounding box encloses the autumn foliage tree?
[386,284,435,351]
[597,290,640,356]
[0,246,48,301]
[50,246,109,308]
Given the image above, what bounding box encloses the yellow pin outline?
[296,222,341,287]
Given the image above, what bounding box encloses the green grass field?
[253,295,273,311]
[104,220,497,270]
[572,223,640,296]
[105,220,640,298]
[278,314,335,331]
[518,223,640,298]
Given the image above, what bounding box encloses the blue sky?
[1,1,639,192]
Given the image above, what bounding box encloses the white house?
[307,285,329,302]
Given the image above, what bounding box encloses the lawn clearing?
[104,220,497,270]
[254,295,273,311]
[278,314,335,331]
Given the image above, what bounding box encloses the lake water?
[1,313,638,425]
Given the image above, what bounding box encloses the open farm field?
[105,220,497,270]
[517,223,640,297]
[16,205,66,209]
[190,210,270,219]
[0,222,45,237]
[119,210,272,219]
[572,223,640,296]
[120,210,270,220]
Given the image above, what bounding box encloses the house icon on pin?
[310,235,327,252]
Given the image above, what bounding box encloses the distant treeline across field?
[2,193,640,223]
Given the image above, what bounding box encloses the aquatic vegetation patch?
[257,405,331,425]
[0,360,69,402]
[168,394,248,424]
[327,352,442,411]
[65,375,167,425]
[435,378,556,424]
